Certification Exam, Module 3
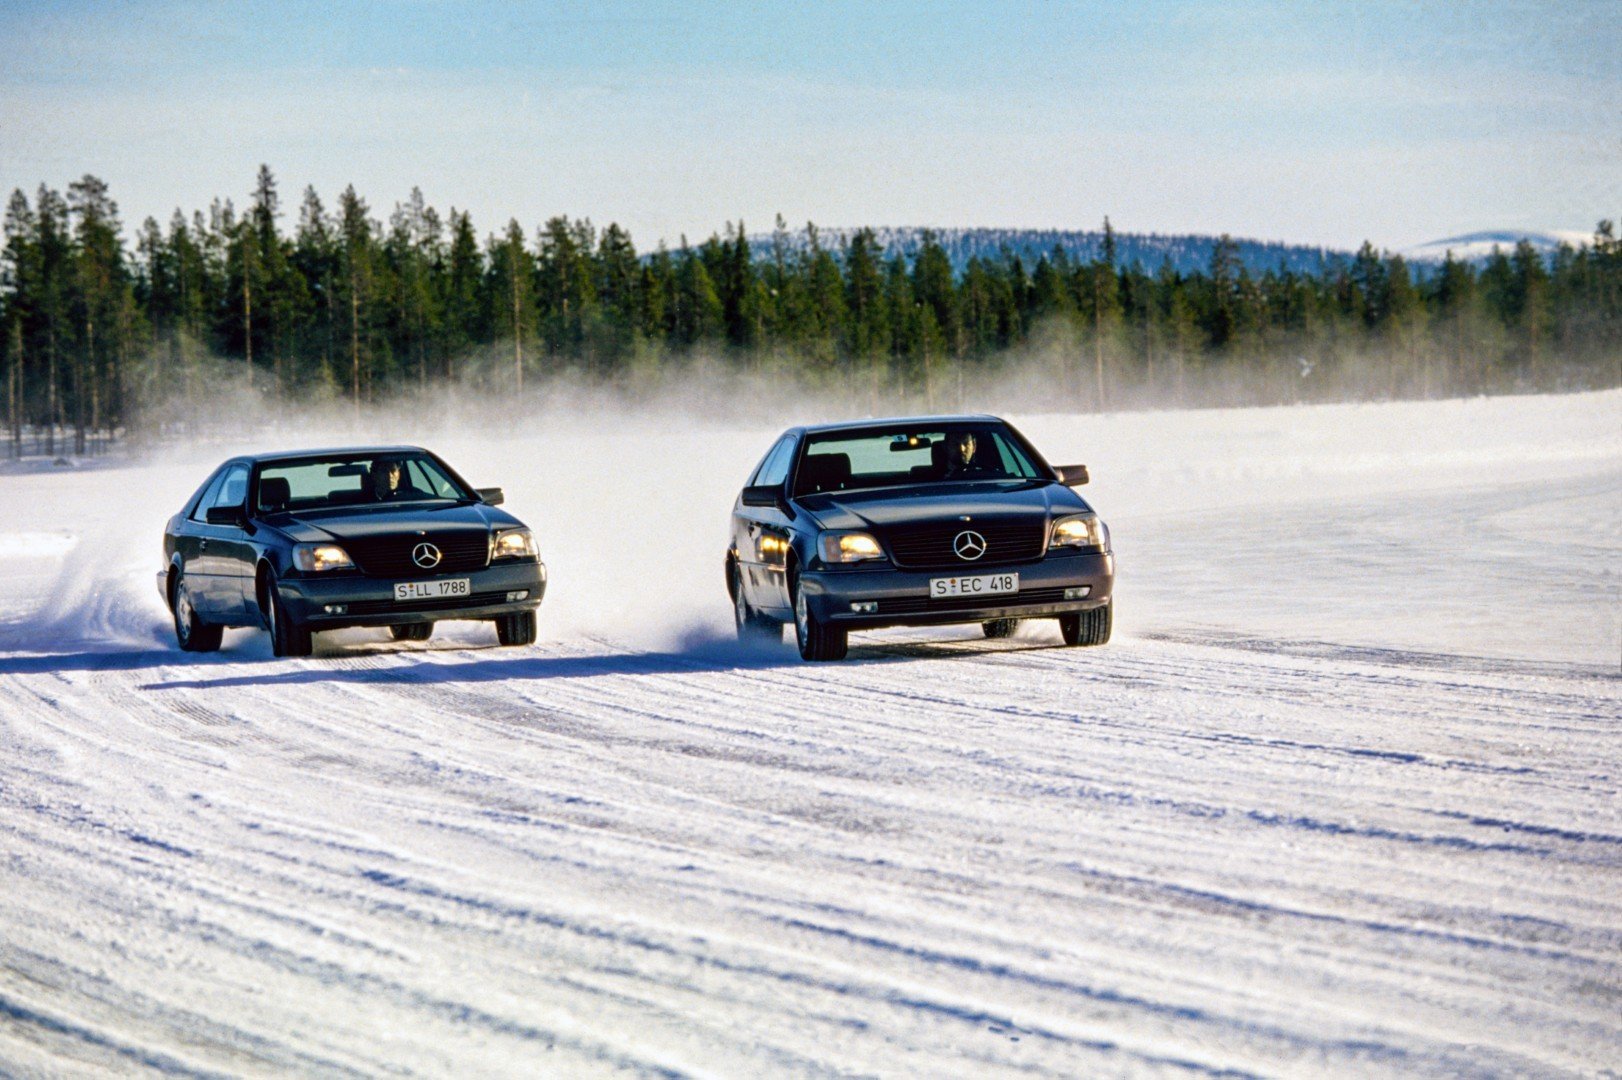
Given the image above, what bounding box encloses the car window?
[214,466,249,509]
[792,424,1040,496]
[988,432,1041,478]
[187,470,228,523]
[750,436,795,487]
[747,440,778,486]
[256,453,472,512]
[406,458,460,498]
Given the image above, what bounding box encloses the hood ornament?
[952,530,987,561]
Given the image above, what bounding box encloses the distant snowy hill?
[1401,229,1594,265]
[746,226,1350,276]
[742,225,1597,275]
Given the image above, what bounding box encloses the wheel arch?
[254,557,278,620]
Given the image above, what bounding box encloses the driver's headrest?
[799,452,851,493]
[259,476,291,510]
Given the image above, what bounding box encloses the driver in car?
[368,457,430,501]
[943,431,996,478]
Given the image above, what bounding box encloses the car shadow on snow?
[133,633,823,693]
[1,627,1070,690]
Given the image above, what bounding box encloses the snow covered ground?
[0,390,1618,1076]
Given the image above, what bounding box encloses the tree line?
[2,167,1618,453]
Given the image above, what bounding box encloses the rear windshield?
[792,424,1043,496]
[256,453,470,512]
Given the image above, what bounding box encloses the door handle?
[199,539,208,550]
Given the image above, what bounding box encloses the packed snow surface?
[0,391,1618,1076]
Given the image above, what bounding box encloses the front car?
[159,446,546,656]
[728,416,1113,660]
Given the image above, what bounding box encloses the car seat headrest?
[799,452,851,493]
[259,476,291,510]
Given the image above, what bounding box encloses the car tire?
[495,610,536,646]
[982,619,1018,639]
[1059,601,1112,647]
[265,572,313,658]
[390,623,433,642]
[171,571,223,653]
[792,573,847,662]
[732,562,779,644]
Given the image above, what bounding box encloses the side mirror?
[205,505,247,527]
[477,487,504,506]
[741,485,782,508]
[1055,464,1090,487]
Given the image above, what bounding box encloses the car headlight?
[292,543,355,572]
[819,531,884,563]
[492,528,537,560]
[756,532,790,564]
[1050,515,1108,550]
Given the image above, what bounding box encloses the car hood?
[262,501,518,543]
[796,480,1088,531]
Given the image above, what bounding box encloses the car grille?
[880,518,1047,570]
[344,590,511,616]
[344,531,491,577]
[876,586,1073,616]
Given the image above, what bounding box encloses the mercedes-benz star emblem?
[952,530,987,561]
[412,542,443,569]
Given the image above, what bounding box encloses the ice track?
[0,393,1618,1076]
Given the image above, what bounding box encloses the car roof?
[791,414,1004,436]
[240,445,429,465]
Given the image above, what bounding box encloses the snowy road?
[1,392,1618,1076]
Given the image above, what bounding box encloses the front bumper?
[799,550,1113,630]
[277,560,547,629]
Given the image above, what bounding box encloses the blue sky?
[1,0,1616,250]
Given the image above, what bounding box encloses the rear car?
[158,446,546,657]
[726,416,1113,660]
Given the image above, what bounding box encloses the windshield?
[792,423,1044,497]
[255,452,471,512]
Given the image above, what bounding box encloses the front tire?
[733,562,780,644]
[495,610,537,646]
[390,623,433,642]
[171,571,223,653]
[793,574,847,662]
[265,572,312,658]
[982,619,1018,639]
[1059,601,1112,646]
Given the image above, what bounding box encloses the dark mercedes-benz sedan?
[158,446,546,656]
[727,416,1113,661]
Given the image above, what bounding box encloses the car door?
[735,435,797,617]
[196,463,253,621]
[175,469,226,615]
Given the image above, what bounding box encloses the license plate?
[929,572,1019,599]
[394,578,470,602]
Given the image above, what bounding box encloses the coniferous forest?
[2,167,1619,454]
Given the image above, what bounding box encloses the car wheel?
[792,574,847,662]
[171,571,223,653]
[390,623,433,642]
[495,610,536,646]
[1059,601,1112,647]
[265,571,313,658]
[732,562,780,644]
[982,619,1018,639]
